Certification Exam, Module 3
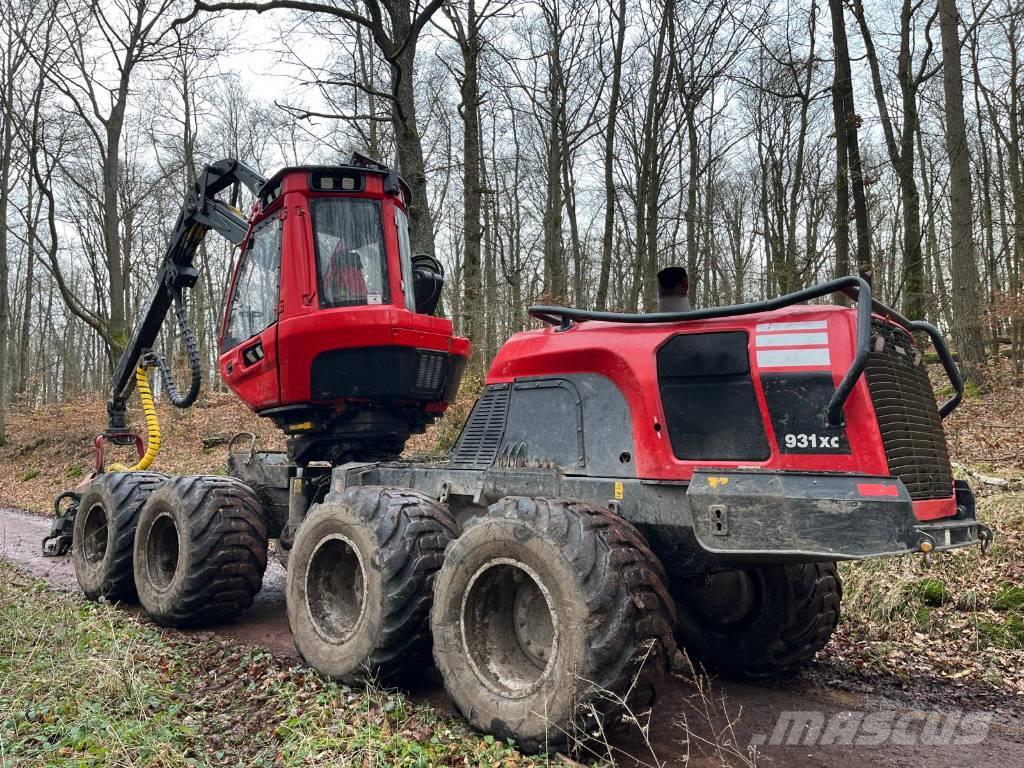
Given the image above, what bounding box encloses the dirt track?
[2,506,1021,767]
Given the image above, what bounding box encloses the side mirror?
[412,254,444,315]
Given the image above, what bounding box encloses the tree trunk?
[852,0,927,317]
[542,32,566,301]
[917,124,951,329]
[828,0,872,284]
[684,111,700,297]
[561,141,584,306]
[595,0,626,311]
[1002,18,1024,373]
[629,0,671,311]
[483,149,497,369]
[391,41,436,260]
[456,0,483,367]
[938,0,987,382]
[103,106,127,363]
[18,182,38,395]
[831,53,850,298]
[0,77,11,443]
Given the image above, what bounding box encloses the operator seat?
[324,245,368,302]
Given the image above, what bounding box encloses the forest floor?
[0,364,1023,766]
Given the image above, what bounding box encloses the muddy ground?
[2,506,1020,768]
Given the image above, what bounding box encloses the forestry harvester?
[45,155,992,751]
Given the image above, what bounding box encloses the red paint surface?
[217,170,468,413]
[857,483,901,497]
[488,306,956,521]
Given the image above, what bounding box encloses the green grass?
[937,378,982,400]
[976,614,1024,650]
[0,573,190,765]
[0,563,548,767]
[835,489,1024,686]
[912,605,933,631]
[914,578,951,607]
[993,584,1024,612]
[18,469,39,482]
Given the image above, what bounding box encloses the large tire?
[274,539,291,571]
[71,472,167,601]
[287,486,459,684]
[673,562,841,678]
[431,497,676,754]
[133,475,268,626]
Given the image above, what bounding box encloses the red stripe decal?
[857,483,900,497]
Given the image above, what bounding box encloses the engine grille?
[449,384,510,469]
[413,351,447,395]
[864,320,954,500]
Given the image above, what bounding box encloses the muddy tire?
[274,538,292,571]
[431,497,676,754]
[71,472,167,601]
[133,475,268,626]
[673,562,841,678]
[287,486,459,684]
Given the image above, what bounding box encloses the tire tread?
[674,561,842,678]
[445,496,676,752]
[73,471,167,601]
[312,486,460,681]
[135,475,268,626]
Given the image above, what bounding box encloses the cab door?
[219,215,283,410]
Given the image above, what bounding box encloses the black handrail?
[528,276,965,426]
[908,321,964,418]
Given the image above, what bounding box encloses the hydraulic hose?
[153,290,202,408]
[110,365,161,471]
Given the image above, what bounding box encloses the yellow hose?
[109,365,161,471]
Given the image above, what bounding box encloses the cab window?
[395,206,416,311]
[222,216,282,352]
[312,198,388,307]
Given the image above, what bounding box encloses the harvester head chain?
[42,491,81,557]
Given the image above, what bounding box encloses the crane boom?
[106,159,267,432]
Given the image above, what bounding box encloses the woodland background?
[0,0,1022,446]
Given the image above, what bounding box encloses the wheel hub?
[461,559,558,697]
[80,503,108,564]
[305,534,366,644]
[513,575,554,669]
[686,569,758,626]
[147,514,180,589]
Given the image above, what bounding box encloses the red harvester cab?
[218,162,470,464]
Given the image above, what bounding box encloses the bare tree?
[672,0,746,302]
[189,0,449,259]
[593,0,626,311]
[438,0,509,368]
[0,0,39,441]
[852,0,941,318]
[939,0,986,380]
[36,0,187,363]
[828,0,872,283]
[622,0,678,311]
[1,0,1018,409]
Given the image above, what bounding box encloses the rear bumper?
[686,470,992,561]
